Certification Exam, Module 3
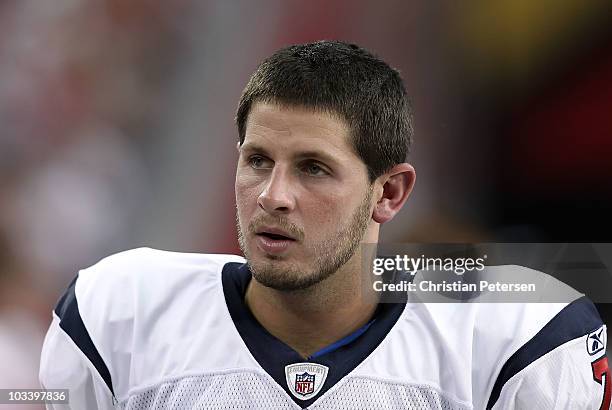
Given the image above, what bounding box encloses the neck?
[245,256,379,358]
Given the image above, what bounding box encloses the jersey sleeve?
[39,247,243,408]
[39,276,116,410]
[489,298,610,409]
[492,332,609,409]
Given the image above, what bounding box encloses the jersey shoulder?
[52,248,248,400]
[470,265,605,409]
[368,264,604,409]
[60,247,244,324]
[77,247,244,291]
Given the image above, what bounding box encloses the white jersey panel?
[470,301,571,408]
[349,302,475,406]
[350,301,574,408]
[40,315,115,409]
[117,373,472,410]
[493,326,609,409]
[117,371,300,410]
[310,376,471,410]
[72,248,256,402]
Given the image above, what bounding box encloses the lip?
[255,234,295,255]
[255,226,297,241]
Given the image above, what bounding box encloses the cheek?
[308,183,366,228]
[303,195,345,230]
[235,179,257,215]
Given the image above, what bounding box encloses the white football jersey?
[40,248,610,409]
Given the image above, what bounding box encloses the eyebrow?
[239,142,271,157]
[239,143,340,165]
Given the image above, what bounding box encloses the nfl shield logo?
[285,362,329,400]
[295,372,315,396]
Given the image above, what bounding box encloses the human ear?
[372,163,416,224]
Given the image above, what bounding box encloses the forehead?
[242,102,359,161]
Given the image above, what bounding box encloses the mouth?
[255,227,297,242]
[254,226,298,254]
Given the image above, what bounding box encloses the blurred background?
[1,0,611,403]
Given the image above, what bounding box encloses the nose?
[257,166,295,214]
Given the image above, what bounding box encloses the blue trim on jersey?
[54,275,115,397]
[486,296,604,409]
[222,262,407,409]
[308,320,375,359]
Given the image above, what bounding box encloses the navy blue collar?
[222,262,407,408]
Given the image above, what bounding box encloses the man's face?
[235,102,374,291]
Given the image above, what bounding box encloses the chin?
[248,261,317,291]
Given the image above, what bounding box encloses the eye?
[301,161,329,176]
[248,155,272,169]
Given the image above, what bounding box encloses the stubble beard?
[236,187,373,291]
